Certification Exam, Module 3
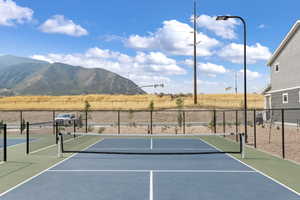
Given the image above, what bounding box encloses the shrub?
[98,127,106,133]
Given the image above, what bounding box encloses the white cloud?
[0,0,33,26]
[218,43,272,64]
[198,62,227,74]
[31,48,186,81]
[129,74,171,87]
[126,20,219,56]
[198,79,220,86]
[239,69,262,80]
[196,14,239,39]
[258,24,266,29]
[207,74,217,78]
[184,59,227,75]
[39,15,88,37]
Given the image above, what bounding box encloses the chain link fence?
[0,108,299,163]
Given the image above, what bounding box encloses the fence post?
[73,119,76,133]
[281,109,285,159]
[26,122,29,154]
[117,111,120,134]
[150,110,153,135]
[20,111,23,134]
[3,124,7,162]
[52,111,55,135]
[85,111,88,133]
[55,122,58,144]
[73,119,76,138]
[213,110,216,134]
[183,111,186,134]
[222,111,226,134]
[253,109,257,148]
[235,110,238,141]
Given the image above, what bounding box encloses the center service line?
[150,170,153,200]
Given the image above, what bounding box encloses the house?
[266,20,300,124]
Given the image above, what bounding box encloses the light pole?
[193,0,197,104]
[216,15,248,141]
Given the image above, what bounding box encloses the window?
[274,64,279,72]
[282,93,288,104]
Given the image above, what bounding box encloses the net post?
[240,133,245,159]
[58,133,63,158]
[3,124,7,162]
[281,109,285,159]
[26,122,29,155]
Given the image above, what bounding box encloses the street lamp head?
[216,16,229,21]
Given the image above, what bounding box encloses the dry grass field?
[0,94,264,110]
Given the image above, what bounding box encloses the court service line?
[150,170,153,200]
[48,169,257,173]
[0,138,104,197]
[198,137,300,196]
[150,138,153,150]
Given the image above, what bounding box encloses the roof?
[267,20,300,66]
[261,84,271,95]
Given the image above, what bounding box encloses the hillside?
[0,55,145,95]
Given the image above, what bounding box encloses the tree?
[176,98,184,128]
[84,100,91,111]
[148,100,154,111]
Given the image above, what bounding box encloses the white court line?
[76,148,214,150]
[149,170,153,200]
[0,138,104,197]
[198,137,300,196]
[48,169,256,173]
[150,138,153,150]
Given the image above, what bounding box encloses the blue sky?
[0,0,299,94]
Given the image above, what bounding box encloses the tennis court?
[0,133,299,200]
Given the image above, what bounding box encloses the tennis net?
[58,132,245,157]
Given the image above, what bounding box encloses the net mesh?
[28,123,55,153]
[59,132,244,155]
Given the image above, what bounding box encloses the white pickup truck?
[55,113,79,126]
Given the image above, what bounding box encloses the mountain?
[0,55,47,70]
[0,55,146,96]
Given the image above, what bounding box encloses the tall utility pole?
[193,0,198,104]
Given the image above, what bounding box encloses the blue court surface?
[0,138,30,148]
[0,138,299,200]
